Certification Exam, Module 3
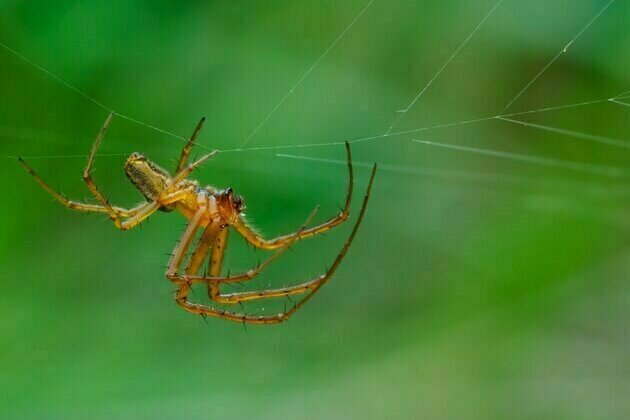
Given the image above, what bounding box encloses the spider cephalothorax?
[125,151,245,221]
[216,188,245,223]
[19,112,377,324]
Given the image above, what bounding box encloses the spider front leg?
[168,209,318,287]
[204,209,318,302]
[167,207,282,324]
[233,142,354,250]
[169,209,321,324]
[205,224,228,298]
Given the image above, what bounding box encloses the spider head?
[124,152,172,203]
[216,187,245,222]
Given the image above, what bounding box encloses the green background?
[1,0,629,418]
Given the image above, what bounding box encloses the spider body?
[19,112,377,324]
[125,152,173,203]
[125,152,226,221]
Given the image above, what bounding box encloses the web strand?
[413,139,627,178]
[218,96,613,153]
[0,41,110,112]
[497,116,630,150]
[3,153,129,160]
[274,153,630,199]
[499,98,609,118]
[384,0,505,135]
[499,0,617,114]
[609,99,630,108]
[114,114,188,142]
[1,8,627,172]
[0,41,191,147]
[1,94,620,161]
[236,0,374,150]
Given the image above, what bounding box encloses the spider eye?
[233,194,244,211]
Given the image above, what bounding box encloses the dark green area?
[1,1,629,418]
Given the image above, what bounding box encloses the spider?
[19,112,377,324]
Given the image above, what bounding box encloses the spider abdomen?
[124,152,172,202]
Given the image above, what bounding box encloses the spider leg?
[88,189,193,231]
[166,209,258,323]
[211,277,322,304]
[171,209,326,324]
[233,142,354,250]
[18,157,142,217]
[164,219,228,299]
[263,162,376,323]
[203,208,318,300]
[205,224,229,298]
[168,209,207,278]
[81,112,129,226]
[80,112,158,230]
[210,164,377,307]
[173,225,294,325]
[169,212,207,313]
[208,225,229,276]
[168,208,318,286]
[80,112,194,231]
[176,117,206,174]
[171,161,375,325]
[186,222,222,277]
[171,150,218,185]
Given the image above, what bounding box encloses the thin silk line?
[497,116,630,150]
[385,0,505,134]
[499,0,616,114]
[0,41,191,145]
[413,139,627,178]
[237,0,374,150]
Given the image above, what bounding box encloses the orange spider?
[19,112,377,324]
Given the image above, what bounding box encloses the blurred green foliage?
[0,0,629,418]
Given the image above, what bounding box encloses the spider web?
[0,0,627,183]
[1,0,629,297]
[0,1,627,270]
[1,0,628,287]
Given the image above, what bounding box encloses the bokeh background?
[1,0,629,418]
